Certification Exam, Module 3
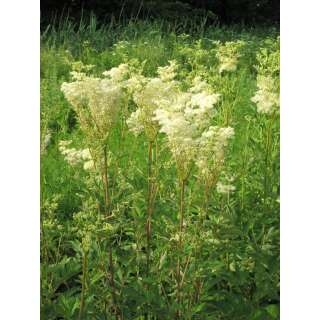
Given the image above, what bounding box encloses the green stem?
[241,121,250,210]
[103,145,111,215]
[146,141,153,276]
[176,179,186,319]
[109,246,121,319]
[146,140,158,320]
[193,185,210,305]
[78,250,88,320]
[40,217,49,264]
[264,112,276,206]
[102,144,121,319]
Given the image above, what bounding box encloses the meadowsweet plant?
[189,95,235,308]
[251,42,280,204]
[59,140,94,170]
[61,69,127,142]
[126,60,180,277]
[41,22,280,320]
[251,75,279,114]
[60,64,132,319]
[255,36,280,78]
[252,37,280,115]
[127,60,179,142]
[216,40,245,73]
[154,76,221,181]
[61,64,129,211]
[196,126,235,193]
[152,74,235,316]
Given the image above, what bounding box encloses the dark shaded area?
[41,0,279,27]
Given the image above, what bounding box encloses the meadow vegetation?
[41,17,279,319]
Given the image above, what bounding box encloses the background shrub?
[41,0,280,28]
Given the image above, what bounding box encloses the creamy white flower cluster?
[154,92,199,180]
[216,41,244,74]
[196,126,235,187]
[59,140,94,171]
[157,60,178,82]
[61,64,129,138]
[126,61,179,141]
[61,60,235,185]
[126,63,224,181]
[152,76,231,181]
[251,75,280,114]
[102,63,129,83]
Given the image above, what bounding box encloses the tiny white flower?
[216,182,236,194]
[83,160,95,171]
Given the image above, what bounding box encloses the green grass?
[41,17,279,320]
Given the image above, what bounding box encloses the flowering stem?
[264,112,276,207]
[111,122,126,203]
[193,184,210,305]
[102,144,121,319]
[155,138,158,166]
[179,180,186,241]
[103,145,111,215]
[40,217,49,263]
[176,178,186,318]
[145,140,158,319]
[109,245,121,319]
[203,185,210,223]
[78,249,88,320]
[241,121,250,210]
[146,140,153,276]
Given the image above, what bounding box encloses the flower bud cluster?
[59,140,94,171]
[251,40,280,115]
[216,182,236,194]
[157,60,178,82]
[216,41,244,74]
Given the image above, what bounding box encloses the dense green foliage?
[41,19,280,319]
[41,0,279,26]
